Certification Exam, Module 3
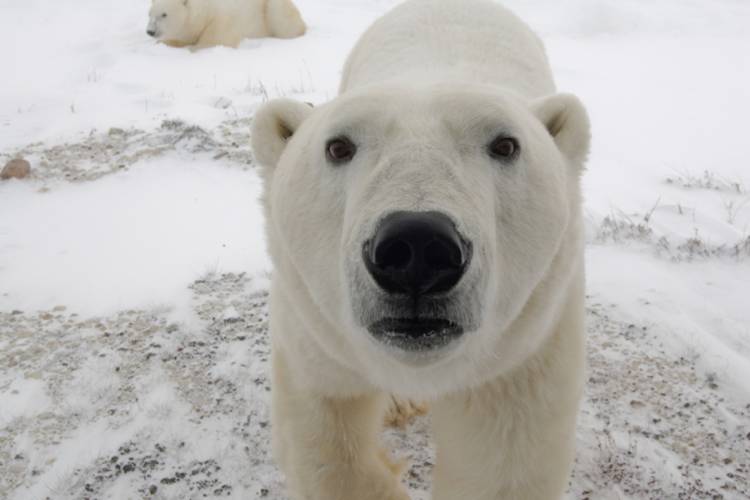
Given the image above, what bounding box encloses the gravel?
[2,272,747,499]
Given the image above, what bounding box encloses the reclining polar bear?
[147,0,306,49]
[251,0,591,498]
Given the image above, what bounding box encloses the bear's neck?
[185,1,216,44]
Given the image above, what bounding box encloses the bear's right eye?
[325,136,357,164]
[487,135,520,162]
[161,13,168,18]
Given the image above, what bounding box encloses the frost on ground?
[0,273,277,500]
[574,299,749,499]
[1,271,748,499]
[0,118,255,185]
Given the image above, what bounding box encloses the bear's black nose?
[147,29,156,37]
[364,211,471,296]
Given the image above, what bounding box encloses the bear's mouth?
[367,317,463,351]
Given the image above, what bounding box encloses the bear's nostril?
[376,240,413,271]
[424,239,462,269]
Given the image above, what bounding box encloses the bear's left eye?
[487,135,519,161]
[325,136,357,164]
[161,13,168,18]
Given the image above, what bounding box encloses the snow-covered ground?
[1,0,749,498]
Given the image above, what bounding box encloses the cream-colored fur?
[147,0,305,49]
[384,396,428,429]
[251,0,591,498]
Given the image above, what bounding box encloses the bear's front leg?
[271,348,410,500]
[431,328,584,500]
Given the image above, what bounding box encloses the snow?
[0,155,268,316]
[1,0,749,499]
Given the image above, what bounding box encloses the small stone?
[149,485,158,495]
[1,158,31,180]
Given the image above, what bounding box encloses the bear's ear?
[251,98,314,169]
[531,93,590,169]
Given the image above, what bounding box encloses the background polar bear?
[146,0,305,49]
[251,0,590,498]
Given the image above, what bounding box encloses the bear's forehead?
[324,86,527,136]
[340,84,517,108]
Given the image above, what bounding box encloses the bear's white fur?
[147,0,306,49]
[251,0,591,498]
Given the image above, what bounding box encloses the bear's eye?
[161,13,168,18]
[325,136,357,164]
[488,136,519,161]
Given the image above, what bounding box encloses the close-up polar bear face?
[253,83,589,395]
[147,0,189,41]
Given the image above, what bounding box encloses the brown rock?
[1,158,31,180]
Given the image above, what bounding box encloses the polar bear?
[251,0,591,498]
[146,0,306,49]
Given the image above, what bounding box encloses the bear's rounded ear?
[531,93,591,170]
[251,98,314,169]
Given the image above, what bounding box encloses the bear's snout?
[363,211,471,296]
[147,28,157,37]
[353,211,477,353]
